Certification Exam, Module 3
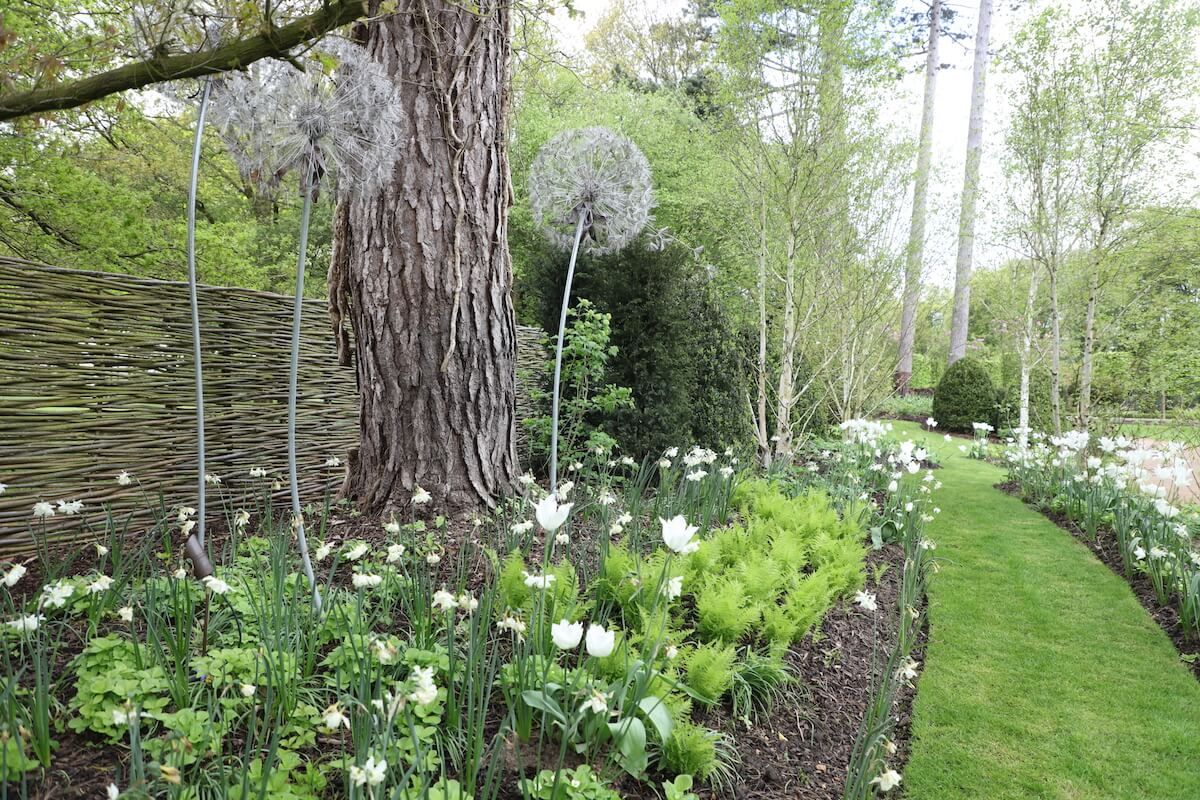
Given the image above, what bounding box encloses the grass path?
[893,422,1200,800]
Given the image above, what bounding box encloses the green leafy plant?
[932,357,997,432]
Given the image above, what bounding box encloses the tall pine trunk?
[334,1,518,514]
[896,0,940,393]
[948,0,994,365]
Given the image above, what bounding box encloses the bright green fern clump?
[684,642,737,704]
[695,577,761,643]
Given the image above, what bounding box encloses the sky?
[545,0,1200,289]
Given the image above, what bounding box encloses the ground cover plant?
[0,424,941,800]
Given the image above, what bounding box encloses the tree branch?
[0,0,369,121]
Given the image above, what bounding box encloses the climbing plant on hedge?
[932,357,997,432]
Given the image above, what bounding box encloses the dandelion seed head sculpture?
[210,40,404,197]
[529,127,654,256]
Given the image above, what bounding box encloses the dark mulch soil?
[996,481,1200,681]
[10,517,926,799]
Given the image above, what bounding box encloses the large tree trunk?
[335,1,518,514]
[896,0,940,393]
[948,0,994,365]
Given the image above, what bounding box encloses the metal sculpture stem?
[187,79,212,548]
[549,212,589,493]
[290,182,321,611]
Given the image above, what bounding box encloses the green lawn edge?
[891,421,1200,800]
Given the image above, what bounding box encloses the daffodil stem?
[187,78,212,549]
[289,181,321,612]
[549,211,589,493]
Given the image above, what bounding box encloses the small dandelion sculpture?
[528,127,654,491]
[210,43,404,608]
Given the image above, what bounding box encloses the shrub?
[932,357,997,432]
[526,239,752,458]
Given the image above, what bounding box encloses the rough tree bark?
[896,0,940,393]
[948,0,994,365]
[332,1,518,514]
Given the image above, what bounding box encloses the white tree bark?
[755,191,772,469]
[948,0,994,365]
[897,0,941,392]
[1018,262,1042,448]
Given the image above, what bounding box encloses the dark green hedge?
[932,357,997,433]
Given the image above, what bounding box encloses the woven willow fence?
[0,257,543,552]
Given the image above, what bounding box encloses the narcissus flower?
[6,614,41,632]
[116,471,133,486]
[408,666,438,706]
[386,543,406,562]
[353,573,382,589]
[412,486,432,505]
[118,606,133,622]
[350,755,387,788]
[344,542,369,561]
[240,683,257,698]
[871,768,902,792]
[202,576,231,595]
[32,502,54,519]
[321,702,349,730]
[432,589,457,612]
[42,580,74,608]
[1,563,26,587]
[581,689,610,715]
[57,499,83,515]
[522,571,556,590]
[853,591,877,612]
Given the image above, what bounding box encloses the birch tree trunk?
[1018,263,1042,448]
[756,192,772,469]
[334,1,518,514]
[1049,265,1062,435]
[1078,266,1100,429]
[896,0,940,393]
[948,0,994,365]
[774,235,798,463]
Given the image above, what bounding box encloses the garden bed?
[997,481,1200,680]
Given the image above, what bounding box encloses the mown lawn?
[894,422,1200,800]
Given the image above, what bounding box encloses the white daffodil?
[249,467,268,478]
[344,542,369,561]
[107,783,121,800]
[204,473,221,485]
[522,571,556,590]
[585,624,616,657]
[353,573,382,589]
[116,471,133,486]
[408,666,438,706]
[383,520,401,535]
[42,580,74,608]
[2,563,26,587]
[412,486,432,505]
[663,575,683,600]
[32,501,54,519]
[534,495,573,532]
[457,592,478,613]
[350,755,387,787]
[425,552,441,566]
[510,520,535,535]
[314,542,333,562]
[234,509,250,529]
[86,574,113,595]
[57,499,83,515]
[555,532,570,545]
[321,702,349,730]
[685,470,707,482]
[551,619,584,650]
[325,456,342,468]
[118,606,133,622]
[518,472,536,487]
[386,543,406,562]
[6,614,41,632]
[899,658,921,681]
[853,591,877,612]
[240,683,257,698]
[660,515,700,554]
[203,576,231,595]
[497,614,526,637]
[432,589,457,612]
[871,768,902,792]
